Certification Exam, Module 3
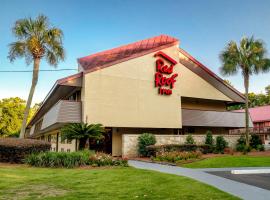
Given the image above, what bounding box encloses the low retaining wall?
[122,134,240,157]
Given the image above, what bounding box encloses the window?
[67,139,72,144]
[68,91,81,101]
[67,149,70,152]
[47,135,51,142]
[34,119,43,134]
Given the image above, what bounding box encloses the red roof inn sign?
[154,51,178,95]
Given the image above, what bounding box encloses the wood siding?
[41,100,82,130]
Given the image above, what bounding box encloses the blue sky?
[0,0,270,104]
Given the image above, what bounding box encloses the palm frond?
[8,41,27,62]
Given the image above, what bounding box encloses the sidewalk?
[128,160,270,200]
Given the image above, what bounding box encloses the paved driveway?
[208,171,270,191]
[129,160,270,200]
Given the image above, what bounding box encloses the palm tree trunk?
[244,74,250,146]
[19,58,40,138]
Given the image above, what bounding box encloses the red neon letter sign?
[154,51,178,95]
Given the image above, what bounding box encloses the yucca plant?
[61,123,105,150]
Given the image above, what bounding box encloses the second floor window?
[68,91,81,101]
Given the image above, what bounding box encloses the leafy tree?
[61,123,105,150]
[8,15,65,138]
[0,97,38,137]
[220,36,270,145]
[228,92,270,110]
[265,85,270,96]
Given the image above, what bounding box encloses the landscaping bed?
[0,163,239,200]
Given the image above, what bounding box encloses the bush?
[236,135,246,152]
[215,136,228,153]
[0,138,50,163]
[153,151,202,163]
[25,150,91,168]
[204,131,214,153]
[147,144,210,156]
[89,152,128,167]
[256,144,265,151]
[185,134,195,145]
[137,133,156,157]
[25,151,128,168]
[250,134,262,149]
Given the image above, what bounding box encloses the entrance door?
[89,128,112,154]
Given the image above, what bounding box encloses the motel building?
[26,35,253,157]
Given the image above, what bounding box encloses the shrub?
[153,151,202,163]
[89,152,128,167]
[147,144,210,156]
[198,144,213,154]
[25,151,128,168]
[0,138,50,163]
[204,131,214,153]
[256,144,265,151]
[250,134,262,149]
[137,133,156,157]
[185,134,195,145]
[215,136,228,153]
[25,150,92,168]
[236,135,246,152]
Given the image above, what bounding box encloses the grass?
[0,164,239,200]
[183,155,270,168]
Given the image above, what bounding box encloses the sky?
[0,0,270,104]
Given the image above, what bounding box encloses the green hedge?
[146,144,212,156]
[0,138,50,163]
[24,150,92,168]
[25,151,128,168]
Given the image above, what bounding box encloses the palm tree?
[61,123,105,150]
[220,36,270,145]
[8,15,65,138]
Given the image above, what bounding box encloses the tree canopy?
[0,97,39,137]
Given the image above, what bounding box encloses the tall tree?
[8,15,65,138]
[265,85,270,96]
[220,37,270,145]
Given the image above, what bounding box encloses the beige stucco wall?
[82,45,182,128]
[178,52,232,102]
[122,134,240,157]
[112,128,122,156]
[82,45,234,129]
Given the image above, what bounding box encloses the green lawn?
[0,164,239,200]
[183,155,270,168]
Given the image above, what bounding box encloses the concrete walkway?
[128,160,270,200]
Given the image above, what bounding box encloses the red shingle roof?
[235,105,270,122]
[78,35,179,73]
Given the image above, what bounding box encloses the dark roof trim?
[27,73,83,127]
[179,48,245,103]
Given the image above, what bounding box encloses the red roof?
[78,35,179,73]
[235,105,270,122]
